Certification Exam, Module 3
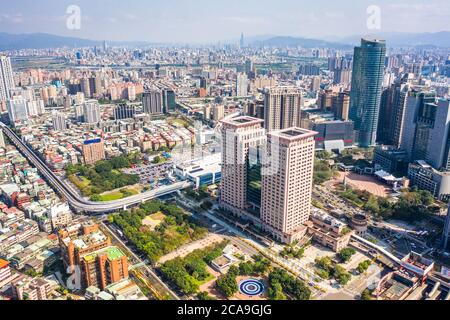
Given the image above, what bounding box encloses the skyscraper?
[349,38,386,147]
[143,89,163,115]
[261,127,318,243]
[219,116,266,216]
[263,87,303,132]
[400,92,450,170]
[83,100,101,123]
[0,56,14,102]
[240,33,245,49]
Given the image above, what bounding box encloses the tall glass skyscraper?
[349,38,386,147]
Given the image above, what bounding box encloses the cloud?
[0,13,24,23]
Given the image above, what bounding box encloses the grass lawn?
[95,188,139,202]
[142,211,166,230]
[69,174,91,189]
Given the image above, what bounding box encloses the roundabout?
[239,279,265,296]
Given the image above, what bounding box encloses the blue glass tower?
[349,38,386,147]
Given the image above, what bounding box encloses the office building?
[261,127,317,243]
[401,95,450,170]
[377,74,414,146]
[349,38,386,147]
[7,95,28,124]
[162,88,176,113]
[83,99,101,124]
[143,89,163,115]
[263,87,303,132]
[0,56,14,102]
[114,103,136,120]
[219,116,266,216]
[82,138,105,165]
[52,112,67,131]
[408,160,450,200]
[81,246,129,290]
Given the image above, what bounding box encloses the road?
[1,122,191,214]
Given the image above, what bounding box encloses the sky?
[0,0,449,43]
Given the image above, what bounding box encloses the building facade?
[349,38,386,147]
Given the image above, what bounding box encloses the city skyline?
[0,0,449,43]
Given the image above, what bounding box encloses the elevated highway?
[0,122,191,214]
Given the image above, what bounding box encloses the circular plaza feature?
[239,279,265,296]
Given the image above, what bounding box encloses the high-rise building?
[7,95,28,124]
[245,59,255,79]
[0,56,14,102]
[261,127,318,243]
[0,129,6,149]
[80,78,91,98]
[236,73,249,97]
[349,38,386,147]
[81,246,129,290]
[212,104,225,122]
[310,76,321,92]
[219,117,266,215]
[162,88,176,113]
[114,103,136,120]
[143,89,163,115]
[83,99,101,123]
[400,94,450,170]
[378,74,413,146]
[52,112,67,131]
[318,90,335,111]
[263,87,303,132]
[240,33,245,49]
[82,138,105,165]
[333,91,350,121]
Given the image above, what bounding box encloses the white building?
[0,56,14,102]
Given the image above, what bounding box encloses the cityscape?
[1,0,450,308]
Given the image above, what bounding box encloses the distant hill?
[332,31,450,48]
[0,32,102,50]
[251,36,352,49]
[0,32,154,50]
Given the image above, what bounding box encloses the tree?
[216,267,238,298]
[197,291,215,300]
[361,289,373,300]
[333,265,351,285]
[357,260,372,274]
[267,282,286,300]
[338,248,356,263]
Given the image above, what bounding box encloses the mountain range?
[1,31,450,50]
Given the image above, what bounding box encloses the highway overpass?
[0,122,192,214]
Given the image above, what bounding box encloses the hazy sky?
[1,0,449,43]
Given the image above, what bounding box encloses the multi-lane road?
[0,122,191,214]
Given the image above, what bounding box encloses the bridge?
[0,122,192,215]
